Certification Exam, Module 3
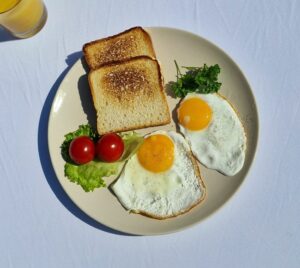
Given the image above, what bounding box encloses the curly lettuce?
[64,161,120,192]
[61,125,143,192]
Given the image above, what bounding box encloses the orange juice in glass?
[0,0,47,38]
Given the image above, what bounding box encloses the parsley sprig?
[171,61,222,98]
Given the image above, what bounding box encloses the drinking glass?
[0,0,47,38]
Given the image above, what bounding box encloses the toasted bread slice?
[88,56,171,135]
[83,27,156,70]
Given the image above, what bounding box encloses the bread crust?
[83,27,156,69]
[88,56,171,135]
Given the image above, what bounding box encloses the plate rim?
[47,26,259,235]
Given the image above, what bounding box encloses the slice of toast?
[88,56,171,135]
[83,27,156,70]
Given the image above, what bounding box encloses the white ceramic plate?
[48,27,259,235]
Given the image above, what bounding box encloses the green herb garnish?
[171,61,222,98]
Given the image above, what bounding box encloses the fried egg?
[177,93,246,176]
[111,130,205,219]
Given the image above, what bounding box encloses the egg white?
[179,93,247,176]
[111,130,205,219]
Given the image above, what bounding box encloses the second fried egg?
[177,93,247,176]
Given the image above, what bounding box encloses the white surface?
[0,0,299,267]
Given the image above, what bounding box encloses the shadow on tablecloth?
[0,27,18,42]
[38,51,136,236]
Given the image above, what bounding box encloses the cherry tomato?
[96,133,124,162]
[69,136,95,164]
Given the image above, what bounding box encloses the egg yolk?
[137,134,174,173]
[177,97,212,131]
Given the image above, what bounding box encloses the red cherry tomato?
[69,136,95,164]
[96,133,124,162]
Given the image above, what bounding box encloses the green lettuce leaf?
[61,125,143,192]
[119,131,144,161]
[65,161,120,192]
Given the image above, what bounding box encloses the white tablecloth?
[1,0,299,267]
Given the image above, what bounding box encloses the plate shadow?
[77,58,97,129]
[37,51,136,236]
